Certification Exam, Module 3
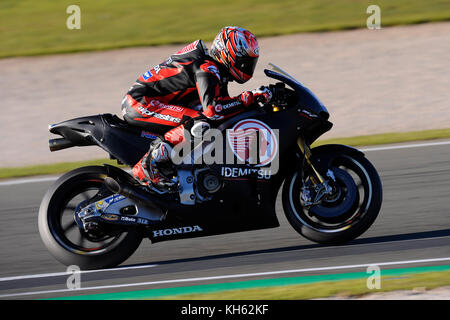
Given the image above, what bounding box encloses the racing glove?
[202,86,273,121]
[239,86,273,107]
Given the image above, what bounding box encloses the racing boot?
[132,139,176,189]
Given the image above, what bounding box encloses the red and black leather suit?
[121,40,253,147]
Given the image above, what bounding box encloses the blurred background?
[0,0,449,167]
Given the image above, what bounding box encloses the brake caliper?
[301,169,336,208]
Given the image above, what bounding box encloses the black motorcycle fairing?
[263,69,334,144]
[144,158,294,243]
[144,116,303,243]
[264,69,329,120]
[49,114,159,165]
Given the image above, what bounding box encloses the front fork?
[297,137,336,207]
[297,137,325,183]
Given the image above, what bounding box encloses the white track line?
[0,176,58,186]
[0,264,157,282]
[2,234,449,283]
[1,257,449,299]
[360,140,450,152]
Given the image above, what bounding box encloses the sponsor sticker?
[221,167,272,180]
[137,106,181,123]
[227,119,278,167]
[121,216,137,223]
[299,109,318,119]
[222,101,240,110]
[142,70,152,80]
[152,225,203,237]
[165,57,173,65]
[150,100,184,113]
[141,130,158,139]
[102,214,119,221]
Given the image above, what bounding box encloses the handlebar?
[255,82,288,111]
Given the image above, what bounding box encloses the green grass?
[312,128,450,147]
[2,127,450,180]
[160,270,450,300]
[0,0,449,58]
[0,158,122,180]
[48,265,450,300]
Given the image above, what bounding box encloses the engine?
[194,168,222,201]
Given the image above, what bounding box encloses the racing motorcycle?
[39,64,383,269]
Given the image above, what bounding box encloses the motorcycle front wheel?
[282,145,383,245]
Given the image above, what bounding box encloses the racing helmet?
[210,26,259,84]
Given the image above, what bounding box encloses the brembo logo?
[152,225,203,237]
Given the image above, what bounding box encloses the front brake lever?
[253,82,286,112]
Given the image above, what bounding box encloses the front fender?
[311,144,364,158]
[286,143,364,176]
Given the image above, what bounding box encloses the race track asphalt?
[0,141,449,299]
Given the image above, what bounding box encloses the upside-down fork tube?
[297,136,325,184]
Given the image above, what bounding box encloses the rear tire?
[282,146,382,245]
[38,166,143,270]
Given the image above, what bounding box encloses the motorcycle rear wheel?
[38,166,143,270]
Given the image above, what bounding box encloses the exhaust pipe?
[104,177,167,213]
[49,138,75,152]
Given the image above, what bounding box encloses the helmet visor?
[234,55,258,78]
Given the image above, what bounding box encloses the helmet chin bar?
[229,67,250,84]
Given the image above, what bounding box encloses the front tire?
[38,166,143,270]
[282,146,382,244]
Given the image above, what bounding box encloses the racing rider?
[121,26,273,188]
